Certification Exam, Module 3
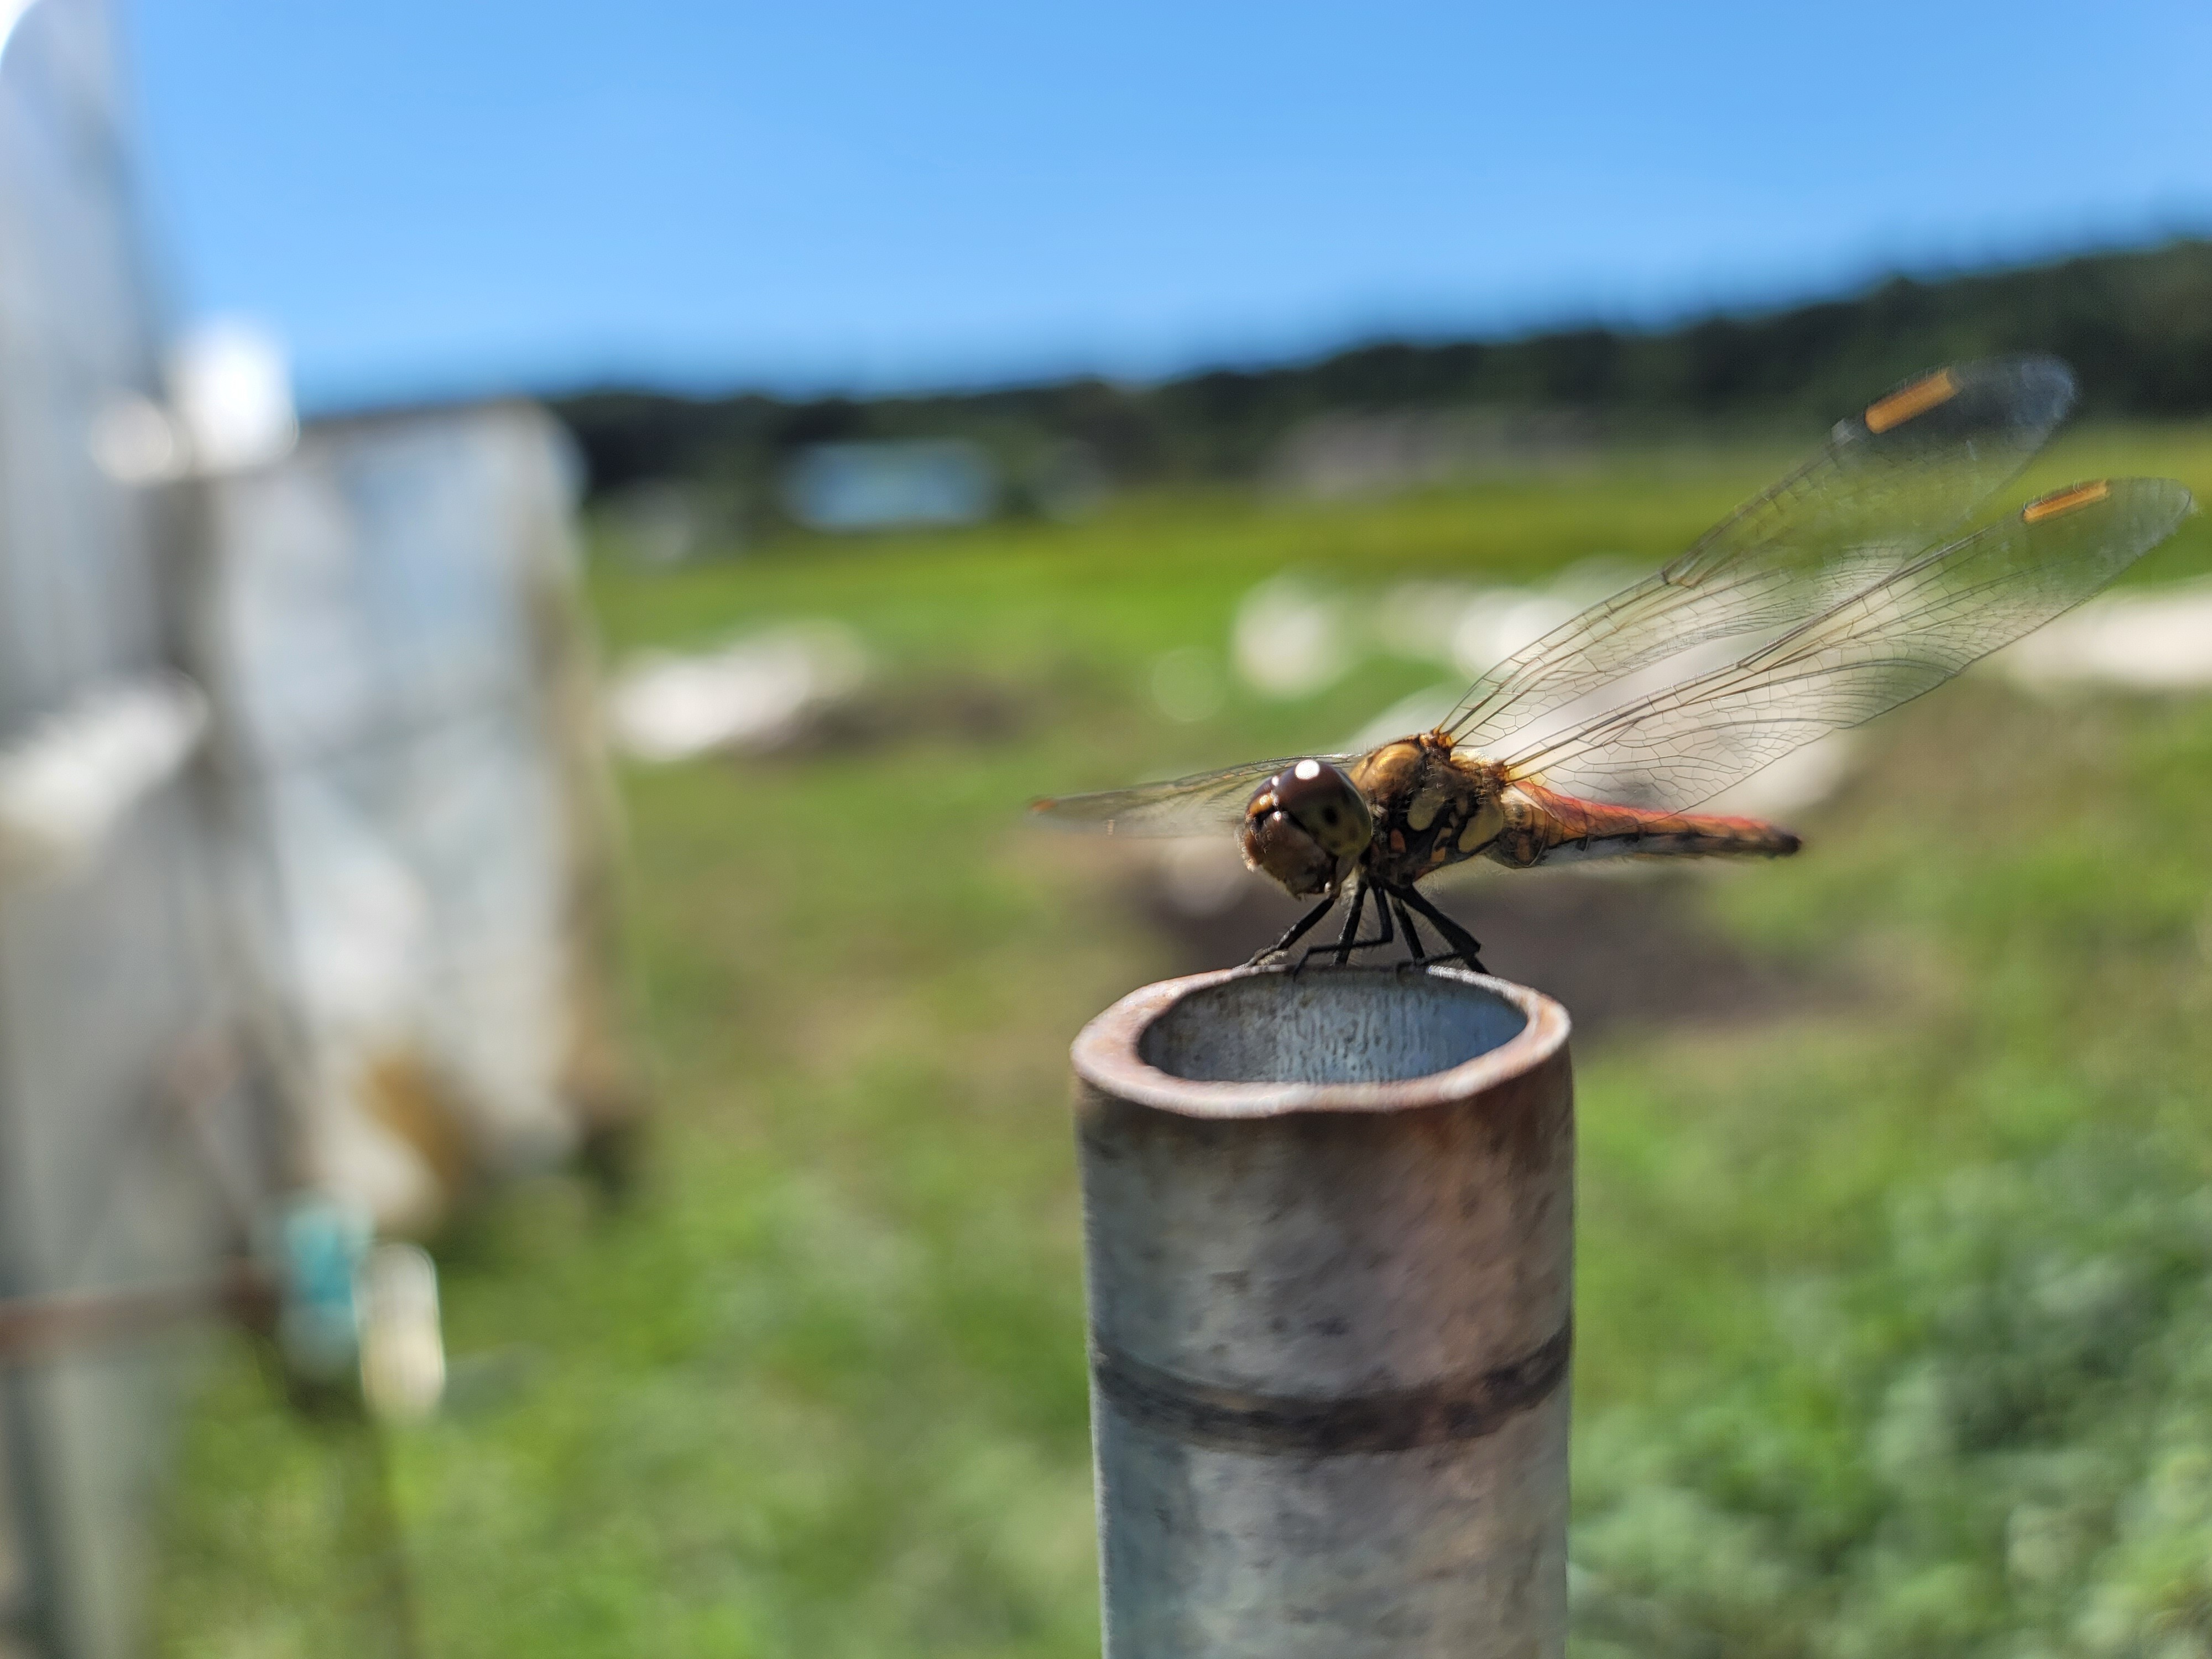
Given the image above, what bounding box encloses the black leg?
[1248,891,1338,966]
[1295,884,1364,971]
[1390,891,1426,963]
[1362,885,1396,953]
[1301,880,1401,968]
[1397,884,1488,974]
[1303,883,1368,968]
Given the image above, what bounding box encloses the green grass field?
[154,426,2212,1657]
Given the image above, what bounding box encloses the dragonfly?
[1033,356,2195,973]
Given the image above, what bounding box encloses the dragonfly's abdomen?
[1488,782,1801,868]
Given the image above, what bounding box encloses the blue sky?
[124,0,2212,410]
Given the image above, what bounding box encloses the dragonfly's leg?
[1390,891,1426,964]
[1373,888,1396,950]
[1397,884,1488,975]
[1305,881,1399,967]
[1298,883,1367,970]
[1307,883,1368,968]
[1249,892,1338,966]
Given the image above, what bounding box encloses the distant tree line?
[553,238,2212,506]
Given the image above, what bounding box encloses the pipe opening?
[1138,968,1528,1085]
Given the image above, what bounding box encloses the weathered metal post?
[1071,964,1573,1658]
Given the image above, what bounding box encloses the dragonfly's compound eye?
[1272,758,1375,856]
[1238,758,1374,897]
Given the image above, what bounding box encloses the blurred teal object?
[267,1196,372,1384]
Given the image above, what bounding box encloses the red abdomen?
[1490,782,1801,868]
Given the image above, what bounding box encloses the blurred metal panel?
[0,6,633,1649]
[201,403,639,1235]
[0,2,257,1657]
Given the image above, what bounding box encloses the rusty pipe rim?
[1072,964,1569,1120]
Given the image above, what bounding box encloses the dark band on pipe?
[1091,1322,1571,1457]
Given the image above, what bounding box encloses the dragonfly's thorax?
[1349,732,1509,888]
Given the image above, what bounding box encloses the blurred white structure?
[0,677,206,886]
[2001,577,2212,691]
[199,404,639,1235]
[167,320,299,476]
[0,8,637,1655]
[84,321,299,491]
[782,438,996,531]
[0,5,259,1656]
[607,623,867,761]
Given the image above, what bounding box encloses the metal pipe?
[0,1262,274,1363]
[1071,964,1573,1658]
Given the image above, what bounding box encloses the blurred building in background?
[1265,406,1599,501]
[0,4,637,1655]
[781,437,997,532]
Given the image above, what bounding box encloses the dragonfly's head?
[1240,759,1374,897]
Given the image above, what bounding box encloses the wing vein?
[1444,356,2077,753]
[1500,478,2193,811]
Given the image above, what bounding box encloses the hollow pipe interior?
[1136,967,1529,1086]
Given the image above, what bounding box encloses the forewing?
[1500,478,2193,811]
[1030,756,1345,838]
[1446,355,2077,750]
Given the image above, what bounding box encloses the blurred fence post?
[1070,965,1574,1658]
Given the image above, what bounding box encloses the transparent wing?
[1500,478,2193,811]
[1030,755,1349,838]
[1445,355,2078,751]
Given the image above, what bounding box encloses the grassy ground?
[153,425,2212,1657]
